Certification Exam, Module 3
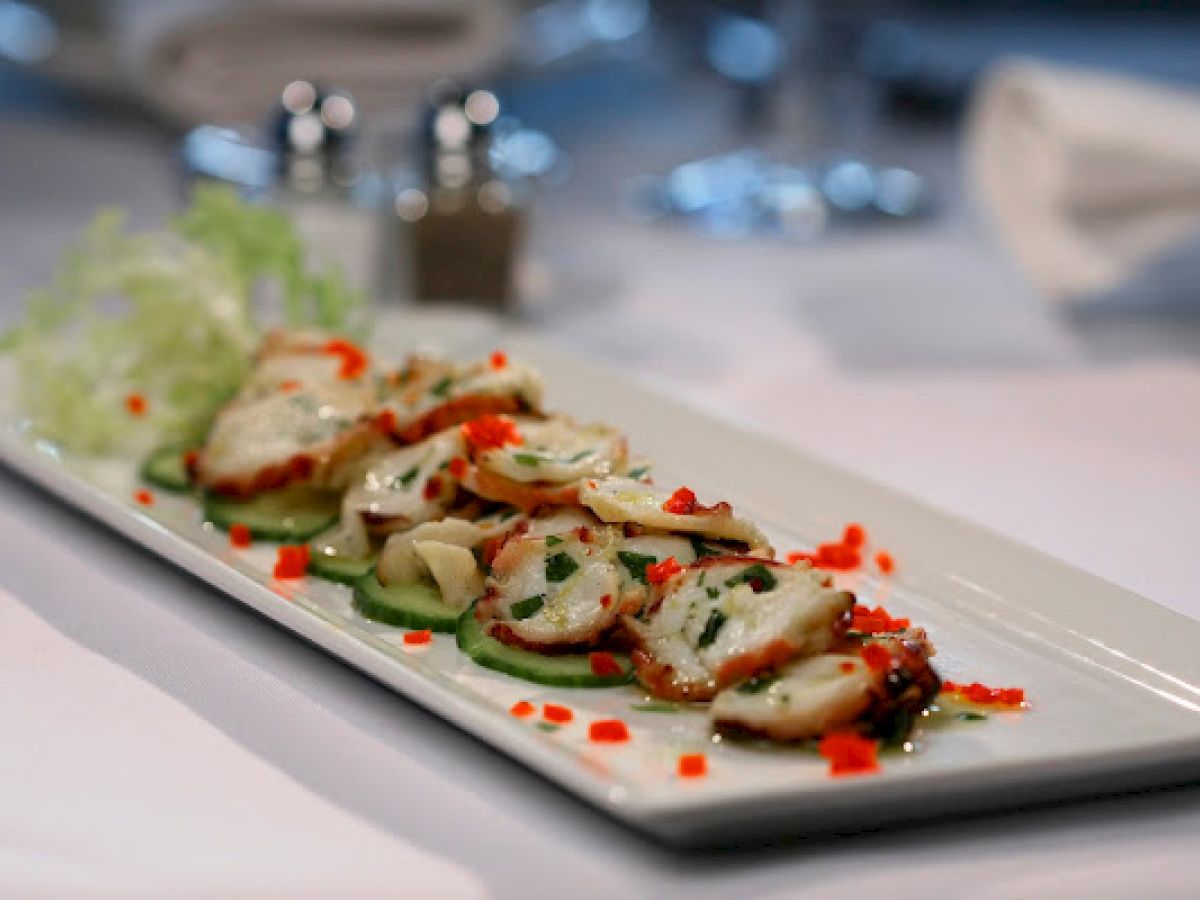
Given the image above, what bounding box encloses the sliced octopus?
[579,477,769,550]
[710,631,941,742]
[624,557,853,701]
[380,355,544,444]
[474,527,627,650]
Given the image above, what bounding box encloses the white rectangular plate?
[5,310,1200,847]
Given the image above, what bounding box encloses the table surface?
[2,65,1199,898]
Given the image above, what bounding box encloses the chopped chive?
[626,465,650,479]
[617,550,657,585]
[689,535,719,558]
[630,701,682,713]
[566,449,592,463]
[430,376,453,397]
[395,465,420,489]
[536,722,559,732]
[697,609,727,648]
[736,673,780,694]
[956,711,988,722]
[513,453,541,467]
[545,535,563,546]
[545,552,578,582]
[511,594,545,619]
[706,586,719,599]
[725,563,777,593]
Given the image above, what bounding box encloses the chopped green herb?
[706,586,719,599]
[626,465,650,479]
[544,535,563,546]
[617,550,657,585]
[545,552,579,583]
[566,449,592,463]
[499,508,519,521]
[536,722,559,732]
[630,701,682,714]
[689,535,719,558]
[956,711,988,722]
[736,673,780,694]
[697,609,727,648]
[513,452,541,467]
[430,376,453,397]
[725,563,777,593]
[395,465,420,489]
[697,571,706,586]
[511,594,545,620]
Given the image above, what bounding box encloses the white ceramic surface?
[4,312,1200,847]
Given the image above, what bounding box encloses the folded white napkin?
[966,59,1200,304]
[113,0,515,126]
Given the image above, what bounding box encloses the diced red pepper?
[543,703,573,725]
[490,350,508,370]
[422,475,444,501]
[839,661,856,674]
[850,603,910,634]
[842,523,866,548]
[133,489,154,506]
[373,409,397,434]
[125,393,147,416]
[403,629,433,646]
[588,719,630,743]
[662,486,697,515]
[861,642,893,674]
[278,379,302,393]
[875,550,896,575]
[645,556,683,585]
[510,700,535,718]
[589,652,623,677]
[273,545,310,579]
[818,732,880,776]
[447,457,468,479]
[229,523,252,549]
[461,414,523,451]
[324,338,369,379]
[678,753,707,778]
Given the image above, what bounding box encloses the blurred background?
[1,0,1198,607]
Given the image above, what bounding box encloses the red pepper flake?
[447,457,468,479]
[278,379,302,393]
[662,486,697,515]
[786,550,817,565]
[403,629,433,646]
[574,525,593,544]
[645,556,684,585]
[842,523,866,548]
[373,409,397,434]
[125,393,147,416]
[589,651,623,677]
[861,643,893,674]
[942,680,1026,708]
[678,753,707,778]
[543,703,573,725]
[839,661,856,674]
[588,719,630,743]
[273,545,310,579]
[850,603,910,634]
[599,593,613,609]
[422,475,444,501]
[323,338,369,380]
[489,350,508,370]
[818,732,880,776]
[815,542,861,571]
[133,489,154,506]
[510,700,535,718]
[461,414,523,451]
[229,523,252,549]
[875,550,896,575]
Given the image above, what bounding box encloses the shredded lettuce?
[3,185,368,455]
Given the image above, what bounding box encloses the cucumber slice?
[456,603,634,688]
[352,574,459,632]
[308,550,376,585]
[140,445,192,492]
[204,490,339,542]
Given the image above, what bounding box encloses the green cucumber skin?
[456,604,633,689]
[308,553,376,586]
[140,445,192,493]
[352,575,459,632]
[203,493,338,543]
